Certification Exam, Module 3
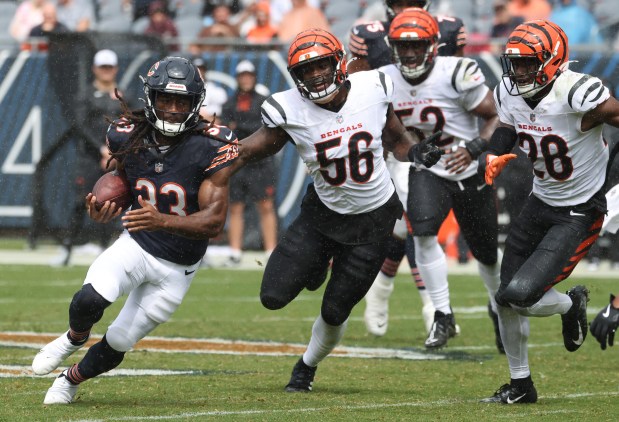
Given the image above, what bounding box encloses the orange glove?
[485,153,517,185]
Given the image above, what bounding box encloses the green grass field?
[1,264,618,421]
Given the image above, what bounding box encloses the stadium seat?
[96,0,132,32]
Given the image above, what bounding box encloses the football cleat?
[363,277,394,336]
[285,358,317,392]
[561,285,590,352]
[480,382,538,404]
[488,302,505,354]
[32,331,87,375]
[43,370,79,405]
[424,310,457,349]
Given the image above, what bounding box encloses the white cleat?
[32,331,86,375]
[43,370,78,405]
[364,277,394,336]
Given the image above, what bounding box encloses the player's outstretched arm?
[590,294,619,350]
[228,126,289,174]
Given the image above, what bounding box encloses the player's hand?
[485,153,517,185]
[408,131,443,168]
[121,195,165,232]
[590,294,619,350]
[445,145,472,174]
[85,193,123,223]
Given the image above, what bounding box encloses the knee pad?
[321,300,348,326]
[69,284,112,332]
[260,292,288,310]
[496,276,543,309]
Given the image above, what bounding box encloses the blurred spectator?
[221,60,278,266]
[9,0,46,42]
[244,1,278,43]
[277,0,330,43]
[192,57,228,124]
[550,0,604,45]
[491,1,524,38]
[201,0,243,25]
[29,2,69,37]
[52,49,124,266]
[190,4,240,53]
[129,0,173,22]
[269,0,321,27]
[507,0,551,21]
[55,0,95,32]
[144,0,179,50]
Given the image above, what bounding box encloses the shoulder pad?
[566,73,610,113]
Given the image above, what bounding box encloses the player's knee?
[321,301,348,326]
[260,291,288,310]
[79,335,125,376]
[69,284,111,330]
[496,278,541,309]
[106,325,138,352]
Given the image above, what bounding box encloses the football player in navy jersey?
[32,56,238,405]
[478,20,619,403]
[348,0,466,73]
[231,28,442,392]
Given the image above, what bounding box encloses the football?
[92,170,133,211]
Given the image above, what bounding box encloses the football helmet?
[501,20,569,98]
[287,28,348,104]
[385,0,431,21]
[143,56,206,136]
[388,8,439,80]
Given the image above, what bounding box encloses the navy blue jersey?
[349,15,466,69]
[106,121,238,265]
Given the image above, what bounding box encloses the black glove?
[465,137,487,159]
[590,294,619,350]
[407,131,443,168]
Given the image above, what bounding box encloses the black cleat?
[285,358,317,392]
[480,382,538,404]
[488,302,505,354]
[561,285,590,352]
[424,310,457,349]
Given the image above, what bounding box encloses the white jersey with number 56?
[495,69,610,207]
[261,70,396,215]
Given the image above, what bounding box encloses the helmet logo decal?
[147,61,160,77]
[299,52,319,62]
[165,83,188,92]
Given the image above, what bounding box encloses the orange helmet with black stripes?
[501,20,569,98]
[388,8,439,80]
[287,28,348,104]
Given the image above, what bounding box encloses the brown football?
[92,170,133,211]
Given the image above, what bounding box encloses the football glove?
[485,153,517,185]
[590,294,619,350]
[408,131,443,168]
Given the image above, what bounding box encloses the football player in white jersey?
[230,28,442,392]
[478,20,619,404]
[380,8,502,351]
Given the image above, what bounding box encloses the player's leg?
[45,254,198,404]
[286,239,388,392]
[405,231,435,333]
[452,176,504,353]
[261,208,334,310]
[407,170,454,348]
[32,233,144,376]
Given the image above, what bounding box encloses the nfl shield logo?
[410,90,416,96]
[530,114,536,122]
[336,114,343,124]
[155,162,163,173]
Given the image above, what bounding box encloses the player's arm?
[445,90,498,174]
[581,95,619,131]
[382,104,442,167]
[347,23,377,74]
[121,165,233,239]
[229,125,289,173]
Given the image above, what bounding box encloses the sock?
[65,363,86,385]
[414,236,450,314]
[380,257,401,278]
[515,288,573,317]
[303,315,347,367]
[511,375,533,388]
[497,304,531,380]
[478,249,503,314]
[67,329,90,346]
